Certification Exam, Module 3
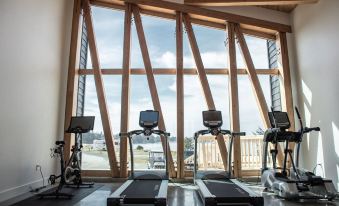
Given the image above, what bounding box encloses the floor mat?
[11,183,103,206]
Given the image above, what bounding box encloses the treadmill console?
[268,111,290,130]
[139,110,159,131]
[203,110,223,128]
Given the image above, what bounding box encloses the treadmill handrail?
[120,129,170,180]
[193,129,246,180]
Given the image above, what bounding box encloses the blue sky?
[83,6,272,137]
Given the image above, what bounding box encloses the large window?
[77,5,282,175]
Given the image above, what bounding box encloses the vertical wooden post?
[234,24,283,166]
[227,22,241,177]
[83,0,119,177]
[64,0,82,160]
[176,12,185,179]
[183,13,229,171]
[120,3,132,178]
[277,32,295,167]
[132,5,176,177]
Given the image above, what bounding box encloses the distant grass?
[83,148,177,169]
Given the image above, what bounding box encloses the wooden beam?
[227,22,241,177]
[64,0,82,160]
[234,24,283,166]
[277,32,295,167]
[176,12,185,179]
[132,5,176,177]
[119,3,132,178]
[78,68,279,75]
[184,0,318,6]
[91,0,277,40]
[83,0,119,177]
[123,0,292,33]
[183,13,229,171]
[277,32,294,130]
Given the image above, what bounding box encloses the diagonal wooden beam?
[234,24,283,166]
[277,32,294,131]
[119,3,132,178]
[184,0,318,6]
[132,5,176,177]
[183,13,229,171]
[64,0,82,161]
[176,12,185,179]
[83,0,119,177]
[277,32,295,167]
[227,22,241,177]
[123,0,291,33]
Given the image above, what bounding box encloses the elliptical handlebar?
[303,127,320,133]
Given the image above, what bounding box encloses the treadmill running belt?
[121,179,161,198]
[203,179,249,197]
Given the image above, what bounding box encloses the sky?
[83,6,272,138]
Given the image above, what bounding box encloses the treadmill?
[194,110,264,206]
[107,110,169,206]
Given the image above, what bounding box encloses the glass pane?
[238,75,271,170]
[143,16,176,68]
[91,7,124,68]
[82,76,110,170]
[236,35,269,69]
[183,33,196,68]
[184,76,206,171]
[129,75,169,170]
[193,25,228,68]
[246,35,269,68]
[155,75,177,169]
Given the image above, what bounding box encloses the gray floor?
[73,182,339,206]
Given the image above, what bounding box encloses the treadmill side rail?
[196,179,217,206]
[155,180,168,206]
[107,180,133,206]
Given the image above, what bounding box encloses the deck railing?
[185,135,268,172]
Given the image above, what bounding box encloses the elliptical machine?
[39,116,95,199]
[261,108,337,200]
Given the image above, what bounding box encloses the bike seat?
[56,140,65,145]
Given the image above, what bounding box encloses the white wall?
[0,0,73,202]
[291,0,339,188]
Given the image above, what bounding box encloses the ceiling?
[258,5,298,13]
[183,0,319,13]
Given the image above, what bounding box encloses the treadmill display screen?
[202,110,223,128]
[139,110,159,129]
[268,112,290,129]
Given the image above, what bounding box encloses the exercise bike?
[261,107,337,200]
[39,116,95,199]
